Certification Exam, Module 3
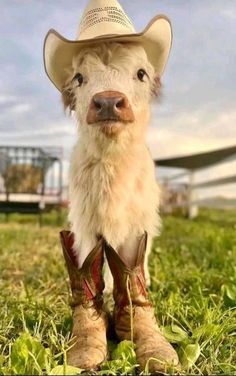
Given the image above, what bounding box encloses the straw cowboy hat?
[44,0,172,91]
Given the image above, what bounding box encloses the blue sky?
[1,0,236,197]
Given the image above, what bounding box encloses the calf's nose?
[93,95,125,117]
[87,91,134,124]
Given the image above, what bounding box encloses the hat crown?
[44,0,172,91]
[77,0,135,40]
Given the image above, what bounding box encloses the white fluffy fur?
[64,43,161,291]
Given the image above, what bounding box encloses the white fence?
[156,146,236,218]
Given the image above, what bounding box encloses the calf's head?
[62,42,161,140]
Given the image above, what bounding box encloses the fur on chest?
[69,142,159,243]
[72,156,144,214]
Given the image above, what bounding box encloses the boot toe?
[139,353,180,374]
[137,338,180,373]
[68,347,106,370]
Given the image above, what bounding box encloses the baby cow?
[44,0,180,371]
[59,42,179,372]
[63,42,161,289]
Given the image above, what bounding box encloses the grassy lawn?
[0,209,235,375]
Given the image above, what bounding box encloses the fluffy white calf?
[62,42,161,290]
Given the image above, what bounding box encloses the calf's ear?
[151,75,162,98]
[61,87,76,112]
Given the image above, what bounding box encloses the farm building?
[0,146,63,224]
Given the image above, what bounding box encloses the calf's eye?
[137,69,147,82]
[73,72,84,87]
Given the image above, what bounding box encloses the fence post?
[188,170,198,219]
[57,159,63,225]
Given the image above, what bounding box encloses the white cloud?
[148,105,236,160]
[221,8,236,20]
[11,103,32,114]
[147,127,225,160]
[0,95,18,104]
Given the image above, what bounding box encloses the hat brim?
[43,15,172,92]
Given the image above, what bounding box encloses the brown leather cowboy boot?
[60,231,108,370]
[104,233,180,374]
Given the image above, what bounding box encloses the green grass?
[0,209,235,375]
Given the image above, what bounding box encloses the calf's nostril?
[115,97,125,109]
[93,98,103,111]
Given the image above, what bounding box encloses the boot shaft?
[60,231,105,307]
[104,233,150,309]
